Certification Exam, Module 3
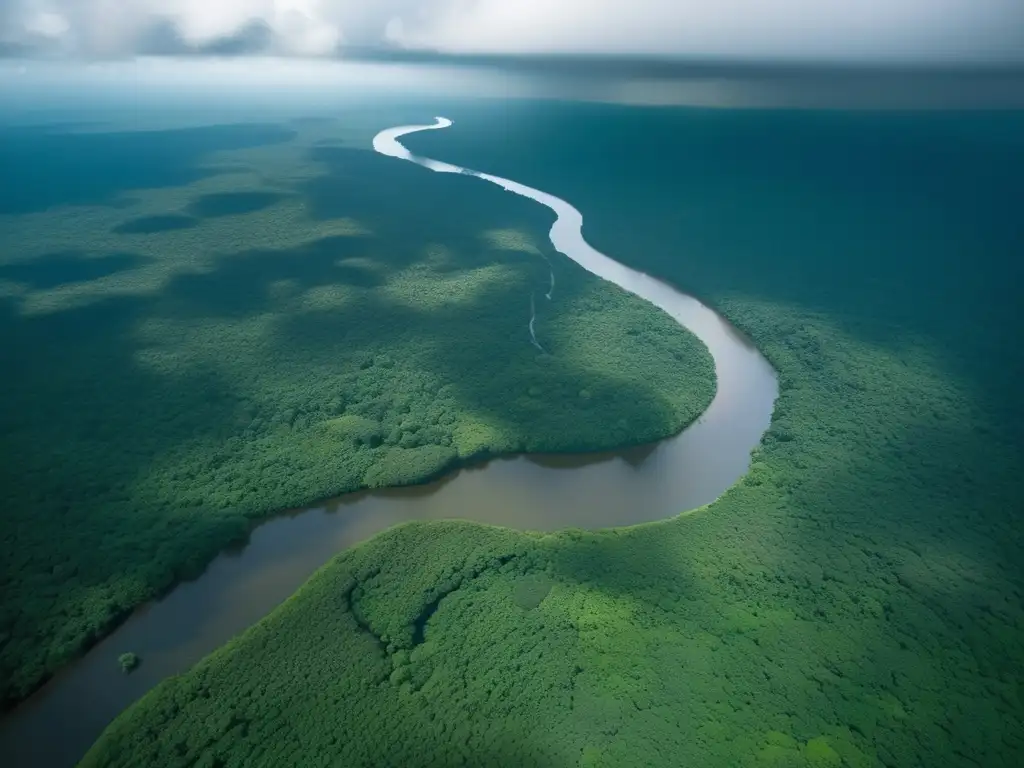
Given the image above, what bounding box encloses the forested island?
[0,116,715,710]
[79,104,1024,767]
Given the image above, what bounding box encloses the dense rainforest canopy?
[83,103,1024,767]
[0,115,714,707]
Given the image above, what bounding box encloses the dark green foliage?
[117,653,139,674]
[0,119,713,707]
[85,104,1024,767]
[512,573,555,610]
[0,122,296,215]
[0,250,153,289]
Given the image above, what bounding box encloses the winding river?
[0,117,777,768]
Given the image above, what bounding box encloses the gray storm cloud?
[1,0,1022,62]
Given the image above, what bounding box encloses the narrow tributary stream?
[0,117,777,768]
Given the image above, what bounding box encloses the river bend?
[0,117,777,768]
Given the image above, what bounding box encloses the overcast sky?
[1,0,1022,63]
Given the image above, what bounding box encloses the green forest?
[81,104,1024,767]
[0,116,715,708]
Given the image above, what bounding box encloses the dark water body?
[0,117,777,767]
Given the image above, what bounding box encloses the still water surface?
[1,118,776,768]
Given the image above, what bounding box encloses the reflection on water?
[0,116,777,768]
[526,442,658,470]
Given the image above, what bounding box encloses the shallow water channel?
[1,118,777,767]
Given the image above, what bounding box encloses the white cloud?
[0,0,351,56]
[395,0,1024,62]
[272,0,344,55]
[23,9,68,39]
[0,0,1022,62]
[170,0,266,45]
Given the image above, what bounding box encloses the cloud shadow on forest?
[0,250,154,290]
[0,122,296,215]
[160,233,386,318]
[300,144,557,260]
[0,287,250,702]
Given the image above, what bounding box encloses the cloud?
[1,0,1022,63]
[135,18,276,56]
[393,0,1024,64]
[0,0,350,57]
